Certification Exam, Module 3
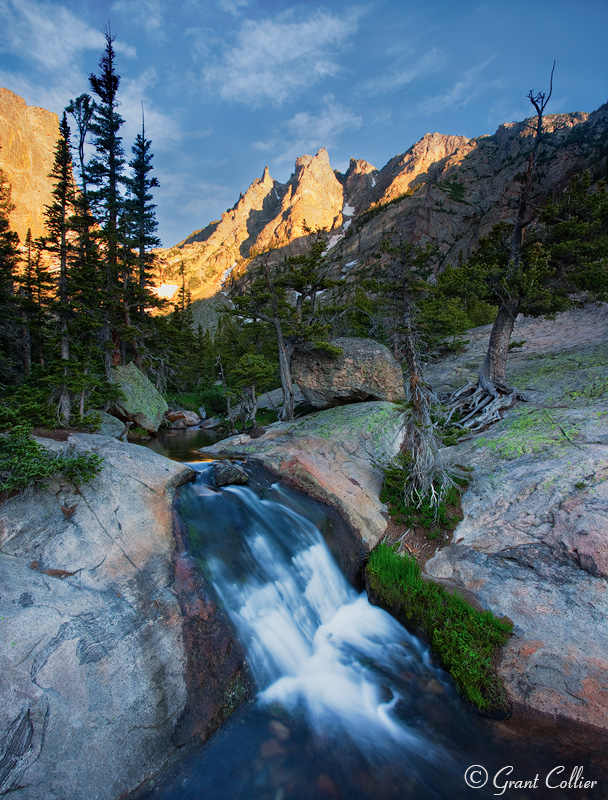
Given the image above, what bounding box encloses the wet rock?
[213,461,249,487]
[169,418,188,430]
[269,719,290,741]
[292,337,405,409]
[202,401,406,550]
[166,410,201,427]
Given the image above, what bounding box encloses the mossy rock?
[112,362,168,433]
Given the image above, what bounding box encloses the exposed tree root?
[444,381,524,432]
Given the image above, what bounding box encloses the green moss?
[511,345,608,403]
[221,674,248,717]
[366,543,512,713]
[475,409,578,459]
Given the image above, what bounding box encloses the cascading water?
[196,474,449,762]
[138,460,602,800]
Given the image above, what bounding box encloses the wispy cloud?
[112,0,165,37]
[0,0,107,73]
[202,8,361,108]
[119,69,184,152]
[417,59,493,114]
[360,47,445,95]
[218,0,252,16]
[253,94,361,165]
[0,0,137,115]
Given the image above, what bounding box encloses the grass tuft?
[366,543,512,713]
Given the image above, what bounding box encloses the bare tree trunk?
[275,321,295,421]
[478,299,519,393]
[448,64,555,428]
[249,383,258,427]
[264,262,295,422]
[216,355,237,434]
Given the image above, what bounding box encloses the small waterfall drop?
[138,456,605,800]
[165,463,480,798]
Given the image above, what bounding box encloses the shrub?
[0,425,103,494]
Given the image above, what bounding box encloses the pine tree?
[541,171,608,300]
[87,25,126,375]
[65,93,94,199]
[0,169,21,387]
[126,114,161,324]
[44,113,76,425]
[229,230,335,421]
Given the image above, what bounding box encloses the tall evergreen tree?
[87,25,126,375]
[44,112,76,425]
[65,93,94,199]
[0,169,20,387]
[126,113,161,323]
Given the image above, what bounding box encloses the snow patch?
[324,232,345,254]
[342,203,355,216]
[371,177,376,188]
[220,262,237,285]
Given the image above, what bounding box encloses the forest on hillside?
[1,31,607,497]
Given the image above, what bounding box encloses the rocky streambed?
[206,304,608,737]
[2,304,607,799]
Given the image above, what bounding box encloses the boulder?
[85,410,126,438]
[200,416,220,429]
[256,386,305,410]
[112,362,168,432]
[202,402,406,548]
[212,461,249,487]
[166,410,201,427]
[169,418,188,430]
[292,337,405,409]
[0,434,246,799]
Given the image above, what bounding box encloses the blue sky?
[1,0,607,247]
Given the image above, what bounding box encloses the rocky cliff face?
[2,88,606,317]
[0,88,59,243]
[157,147,345,301]
[154,103,608,316]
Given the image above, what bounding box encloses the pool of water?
[144,426,225,462]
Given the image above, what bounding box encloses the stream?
[137,438,604,800]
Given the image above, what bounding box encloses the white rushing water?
[193,475,451,763]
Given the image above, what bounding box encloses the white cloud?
[253,94,361,165]
[417,59,493,115]
[219,0,251,16]
[119,68,183,152]
[0,0,138,117]
[202,8,361,108]
[112,0,165,37]
[0,0,111,73]
[360,48,445,95]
